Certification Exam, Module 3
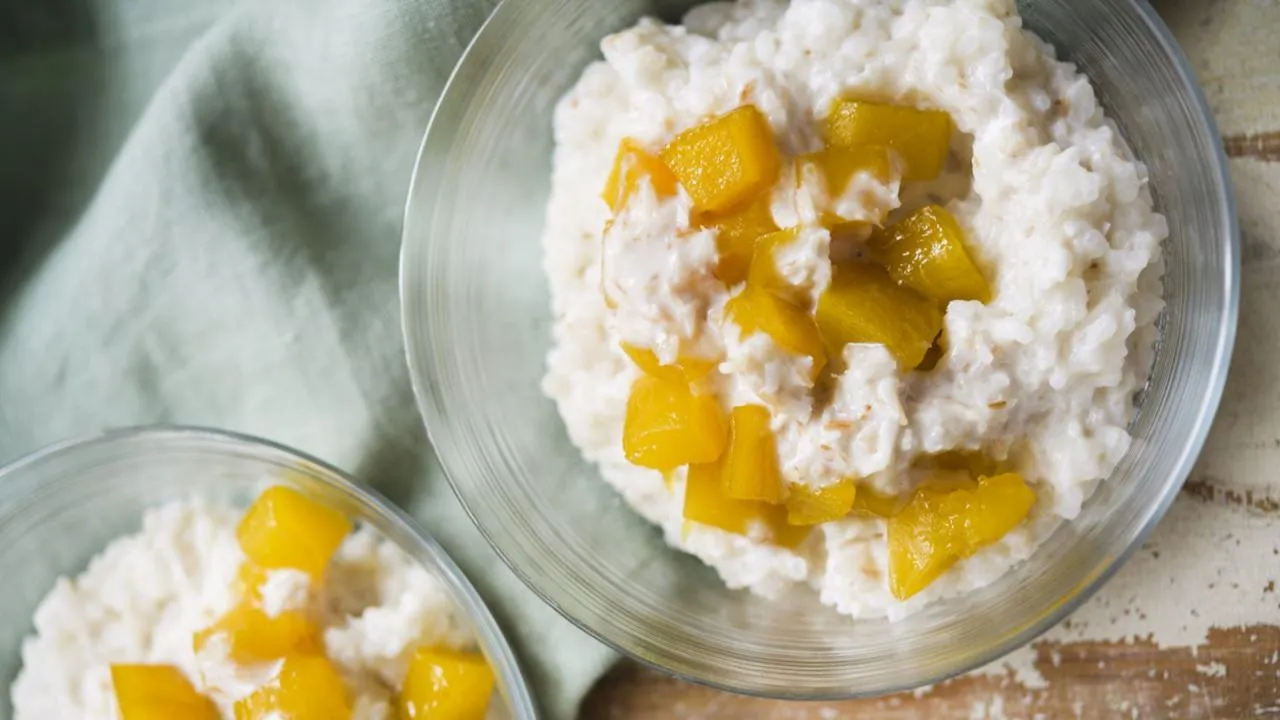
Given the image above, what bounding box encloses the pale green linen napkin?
[0,0,617,716]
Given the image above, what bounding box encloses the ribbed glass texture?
[401,0,1238,697]
[0,428,535,718]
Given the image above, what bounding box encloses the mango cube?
[623,375,728,471]
[234,562,270,603]
[660,105,781,213]
[721,405,785,504]
[815,262,943,369]
[111,664,218,720]
[621,343,716,383]
[745,227,806,305]
[727,289,827,377]
[887,472,1035,599]
[233,654,351,720]
[869,205,991,304]
[399,647,496,720]
[194,605,320,663]
[683,460,809,548]
[823,99,952,181]
[852,485,908,519]
[699,193,778,285]
[602,138,678,212]
[237,485,352,579]
[803,145,893,194]
[786,479,857,525]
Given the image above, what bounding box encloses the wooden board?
[582,0,1280,716]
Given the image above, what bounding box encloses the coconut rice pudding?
[11,487,495,719]
[541,0,1165,619]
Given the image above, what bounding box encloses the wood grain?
[582,626,1280,719]
[1223,132,1280,163]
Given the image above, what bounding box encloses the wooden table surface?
[581,0,1280,717]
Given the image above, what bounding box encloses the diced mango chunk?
[602,138,678,212]
[623,375,728,470]
[112,664,218,720]
[699,193,778,285]
[804,145,893,194]
[745,227,807,304]
[721,405,785,504]
[887,473,1035,600]
[852,486,909,518]
[786,479,857,525]
[823,99,952,181]
[815,262,943,369]
[399,647,496,720]
[621,343,716,383]
[233,655,351,720]
[869,205,991,304]
[237,486,352,579]
[660,105,781,213]
[194,605,320,663]
[727,289,827,376]
[728,228,826,374]
[683,460,809,548]
[234,562,271,604]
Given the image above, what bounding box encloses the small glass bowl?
[401,0,1238,699]
[0,426,536,718]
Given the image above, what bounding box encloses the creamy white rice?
[541,0,1165,619]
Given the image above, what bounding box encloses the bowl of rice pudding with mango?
[0,429,535,720]
[402,0,1236,695]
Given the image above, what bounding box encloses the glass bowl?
[401,0,1238,698]
[0,427,536,718]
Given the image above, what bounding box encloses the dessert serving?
[11,486,495,720]
[541,0,1165,618]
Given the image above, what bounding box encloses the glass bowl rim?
[399,0,1241,699]
[0,424,539,719]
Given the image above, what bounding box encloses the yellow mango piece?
[112,664,218,720]
[744,227,807,304]
[660,105,781,213]
[683,460,809,548]
[721,405,785,504]
[823,99,952,181]
[786,479,857,525]
[623,375,728,471]
[869,205,991,304]
[887,473,1035,600]
[815,262,943,369]
[602,138,678,212]
[851,486,909,518]
[237,485,353,579]
[234,562,271,604]
[620,343,716,383]
[698,193,778,285]
[727,290,826,376]
[194,605,321,663]
[233,655,351,720]
[399,647,496,720]
[956,473,1037,548]
[803,145,893,194]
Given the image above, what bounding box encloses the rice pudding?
[541,0,1165,619]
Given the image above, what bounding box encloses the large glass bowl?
[0,427,536,718]
[401,0,1238,698]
